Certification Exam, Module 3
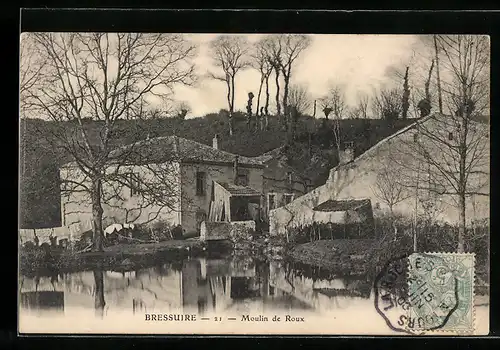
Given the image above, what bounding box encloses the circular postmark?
[374,253,460,335]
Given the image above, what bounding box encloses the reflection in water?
[94,270,105,318]
[19,255,374,318]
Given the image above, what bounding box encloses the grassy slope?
[19,112,415,228]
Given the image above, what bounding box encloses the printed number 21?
[214,317,222,321]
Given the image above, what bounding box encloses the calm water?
[19,254,375,318]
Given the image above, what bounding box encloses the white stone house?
[270,113,490,236]
[60,135,265,237]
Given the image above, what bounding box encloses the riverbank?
[287,239,381,277]
[287,238,490,297]
[19,238,209,275]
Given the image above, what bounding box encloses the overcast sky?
[174,34,419,118]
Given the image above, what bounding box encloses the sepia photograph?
[18,32,490,335]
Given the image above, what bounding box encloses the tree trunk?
[265,75,270,130]
[402,66,410,119]
[433,35,443,114]
[283,73,290,130]
[93,270,106,318]
[256,77,263,120]
[274,66,281,117]
[226,79,233,136]
[230,75,236,135]
[425,60,435,102]
[265,75,270,116]
[91,177,104,252]
[457,193,466,253]
[256,77,264,131]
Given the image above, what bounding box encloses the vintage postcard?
[18,33,490,335]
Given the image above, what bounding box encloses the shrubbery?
[285,212,489,282]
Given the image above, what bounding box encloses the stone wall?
[270,114,490,236]
[200,220,256,241]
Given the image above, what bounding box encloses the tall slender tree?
[209,35,250,136]
[279,35,312,128]
[252,39,273,131]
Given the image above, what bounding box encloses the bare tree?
[287,84,312,140]
[320,84,347,150]
[175,101,191,120]
[433,35,444,114]
[392,39,489,253]
[209,35,250,136]
[22,33,196,251]
[357,92,370,119]
[372,86,402,122]
[252,39,273,130]
[279,35,312,128]
[19,33,46,114]
[287,84,312,115]
[371,167,410,215]
[434,34,490,252]
[417,60,435,117]
[263,36,284,121]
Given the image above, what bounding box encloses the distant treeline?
[19,112,415,228]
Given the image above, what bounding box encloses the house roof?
[107,135,264,167]
[250,146,286,163]
[313,199,371,212]
[329,112,489,174]
[217,182,262,197]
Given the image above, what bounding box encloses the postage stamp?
[406,253,475,334]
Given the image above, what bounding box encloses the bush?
[287,221,375,244]
[373,213,489,281]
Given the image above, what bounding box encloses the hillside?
[19,112,416,228]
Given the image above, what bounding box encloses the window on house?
[128,173,140,197]
[283,193,295,205]
[236,173,249,186]
[448,132,454,141]
[235,169,249,186]
[196,171,206,196]
[267,193,276,213]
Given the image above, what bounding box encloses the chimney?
[212,134,219,149]
[233,155,239,184]
[338,142,355,165]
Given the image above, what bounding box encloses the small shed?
[209,182,262,223]
[311,198,375,239]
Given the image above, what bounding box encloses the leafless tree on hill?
[175,101,191,120]
[279,35,312,129]
[263,35,284,122]
[208,35,250,136]
[320,84,347,151]
[356,92,370,119]
[372,86,402,122]
[22,33,197,251]
[252,39,274,130]
[287,84,312,140]
[288,84,312,116]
